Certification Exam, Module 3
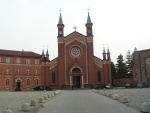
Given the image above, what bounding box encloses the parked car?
[137,83,149,88]
[105,84,113,89]
[34,86,44,91]
[125,83,137,88]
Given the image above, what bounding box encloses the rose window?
[71,47,81,57]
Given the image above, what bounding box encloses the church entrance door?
[17,82,21,89]
[71,67,82,88]
[73,76,81,88]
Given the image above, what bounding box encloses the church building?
[0,12,112,90]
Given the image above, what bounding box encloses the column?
[70,75,72,89]
[81,75,84,88]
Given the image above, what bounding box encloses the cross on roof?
[86,7,90,12]
[73,26,77,31]
[58,8,63,13]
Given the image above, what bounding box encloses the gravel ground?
[0,88,149,113]
[102,88,150,112]
[0,91,55,113]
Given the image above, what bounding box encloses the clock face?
[71,47,81,57]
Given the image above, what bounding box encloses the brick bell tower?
[57,12,65,88]
[85,12,95,85]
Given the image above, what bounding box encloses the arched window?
[27,79,30,85]
[35,79,38,85]
[6,79,9,85]
[97,71,101,82]
[35,70,38,75]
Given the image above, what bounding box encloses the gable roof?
[0,49,41,58]
[65,31,86,38]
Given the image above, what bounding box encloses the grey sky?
[0,0,150,63]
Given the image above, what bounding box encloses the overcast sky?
[0,0,150,63]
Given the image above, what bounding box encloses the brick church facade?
[0,13,112,90]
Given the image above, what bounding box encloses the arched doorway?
[71,67,83,88]
[15,78,22,89]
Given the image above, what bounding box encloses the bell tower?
[85,12,93,36]
[57,12,64,37]
[85,11,95,84]
[57,10,65,88]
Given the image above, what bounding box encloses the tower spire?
[103,47,106,60]
[86,8,92,24]
[58,13,63,25]
[87,12,92,24]
[85,8,93,36]
[57,8,64,37]
[46,49,49,56]
[42,49,44,56]
[107,47,111,60]
[46,48,49,61]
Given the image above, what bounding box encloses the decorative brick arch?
[70,67,84,88]
[15,78,22,82]
[15,78,22,90]
[70,66,83,73]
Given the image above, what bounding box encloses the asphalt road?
[37,90,141,113]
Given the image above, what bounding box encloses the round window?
[71,47,81,57]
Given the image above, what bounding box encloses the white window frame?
[35,59,39,64]
[17,69,20,75]
[16,58,21,64]
[35,79,38,85]
[26,69,30,75]
[35,70,38,75]
[6,57,10,63]
[6,79,9,85]
[26,59,30,64]
[6,69,10,74]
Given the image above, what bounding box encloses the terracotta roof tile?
[0,49,41,58]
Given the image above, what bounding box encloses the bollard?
[44,95,48,100]
[100,91,104,95]
[54,91,58,95]
[51,93,54,97]
[107,93,113,98]
[21,103,30,112]
[30,99,37,106]
[97,90,101,94]
[47,94,51,98]
[103,92,107,96]
[2,109,13,113]
[113,94,119,100]
[122,96,129,103]
[38,97,44,103]
[142,102,150,113]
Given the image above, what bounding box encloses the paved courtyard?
[0,88,149,113]
[0,91,54,113]
[104,87,150,111]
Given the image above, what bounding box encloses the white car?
[105,84,113,89]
